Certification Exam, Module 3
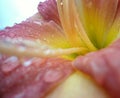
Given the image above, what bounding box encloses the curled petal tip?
[38,0,61,25]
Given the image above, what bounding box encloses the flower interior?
[0,0,120,59]
[57,0,120,50]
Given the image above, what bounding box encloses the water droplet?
[2,56,19,73]
[4,56,18,63]
[44,69,63,83]
[44,49,52,55]
[18,46,26,52]
[23,59,32,67]
[43,38,47,41]
[34,21,42,26]
[60,2,63,6]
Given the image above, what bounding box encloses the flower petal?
[0,16,84,58]
[73,38,120,98]
[38,0,61,25]
[0,19,69,49]
[75,0,119,48]
[104,1,120,46]
[57,0,96,52]
[46,72,109,98]
[0,38,83,58]
[0,57,74,98]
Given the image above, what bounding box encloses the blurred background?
[0,0,45,29]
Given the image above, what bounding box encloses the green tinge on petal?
[57,0,96,52]
[104,5,120,47]
[75,0,119,48]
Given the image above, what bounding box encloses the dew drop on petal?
[2,56,19,73]
[60,2,63,6]
[18,46,26,52]
[33,21,42,26]
[44,49,52,55]
[8,56,18,62]
[44,69,64,83]
[23,59,33,67]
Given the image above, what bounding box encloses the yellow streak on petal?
[57,0,96,51]
[76,0,118,48]
[57,0,82,47]
[33,21,70,49]
[72,1,96,51]
[0,39,87,58]
[104,6,120,46]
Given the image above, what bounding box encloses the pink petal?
[0,8,74,97]
[73,38,120,98]
[38,0,61,25]
[0,57,73,98]
[0,18,68,48]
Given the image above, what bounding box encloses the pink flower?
[0,0,120,98]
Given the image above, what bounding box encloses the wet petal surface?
[0,57,73,98]
[0,19,69,48]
